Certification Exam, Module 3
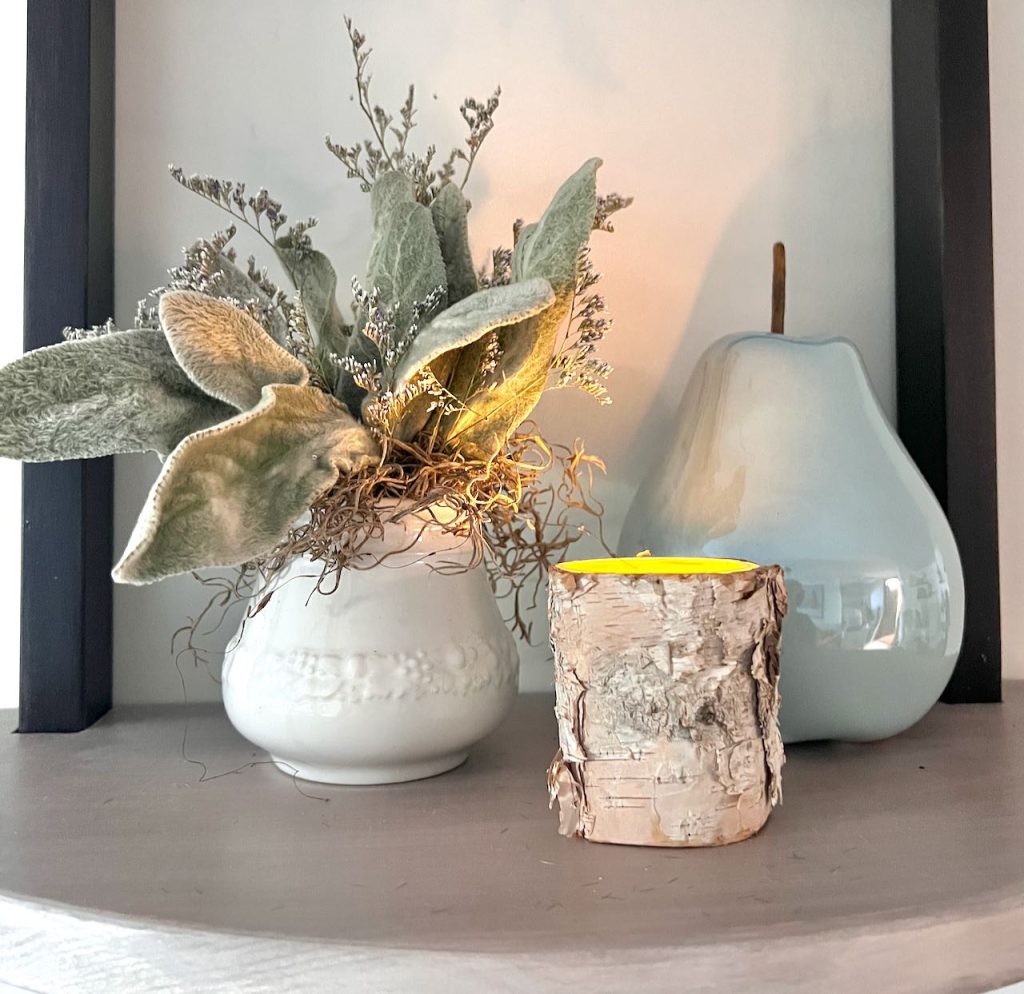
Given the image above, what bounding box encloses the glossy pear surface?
[618,333,964,742]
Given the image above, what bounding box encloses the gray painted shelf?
[2,689,1023,993]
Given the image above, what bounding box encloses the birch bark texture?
[547,562,787,846]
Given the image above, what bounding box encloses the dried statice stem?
[325,20,499,203]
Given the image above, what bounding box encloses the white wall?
[0,0,27,709]
[114,0,895,701]
[991,0,1024,680]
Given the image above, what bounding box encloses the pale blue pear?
[618,333,965,743]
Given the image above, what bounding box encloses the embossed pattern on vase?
[227,637,519,716]
[220,506,520,783]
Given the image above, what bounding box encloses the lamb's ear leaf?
[297,172,444,415]
[371,170,416,221]
[159,291,308,410]
[443,306,563,459]
[445,158,601,459]
[431,183,477,304]
[196,245,290,344]
[511,222,538,281]
[350,178,449,434]
[511,158,601,294]
[112,384,381,585]
[392,278,555,390]
[274,237,352,358]
[365,174,447,330]
[0,329,234,462]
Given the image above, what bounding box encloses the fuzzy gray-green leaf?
[511,222,538,281]
[202,249,290,344]
[392,278,554,389]
[274,237,351,353]
[512,158,601,294]
[0,330,234,462]
[274,234,356,404]
[371,170,416,222]
[447,158,601,458]
[160,291,309,410]
[113,383,381,584]
[431,183,477,304]
[366,176,447,330]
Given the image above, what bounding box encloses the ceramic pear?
[618,332,964,742]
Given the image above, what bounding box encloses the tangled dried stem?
[259,427,608,639]
[177,426,608,661]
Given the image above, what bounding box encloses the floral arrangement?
[0,20,629,636]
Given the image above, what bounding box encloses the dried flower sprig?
[362,370,448,439]
[550,247,613,404]
[594,192,634,233]
[63,318,117,341]
[337,279,453,435]
[137,224,293,344]
[478,331,503,379]
[454,88,501,191]
[169,169,287,236]
[342,280,444,383]
[283,297,331,391]
[325,17,499,204]
[244,257,290,327]
[168,167,316,288]
[176,225,239,286]
[478,246,514,289]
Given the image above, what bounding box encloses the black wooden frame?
[19,0,114,731]
[892,0,1001,703]
[17,0,1000,729]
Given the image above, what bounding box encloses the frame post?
[892,0,1001,702]
[19,0,115,731]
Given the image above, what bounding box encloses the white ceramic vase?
[618,333,965,743]
[221,509,519,784]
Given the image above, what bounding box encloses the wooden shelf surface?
[2,688,1024,993]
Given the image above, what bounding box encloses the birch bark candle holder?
[547,557,787,847]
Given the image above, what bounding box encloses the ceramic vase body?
[222,513,519,783]
[618,333,964,743]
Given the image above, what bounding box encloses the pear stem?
[771,242,786,335]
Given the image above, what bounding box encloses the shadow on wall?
[543,122,896,549]
[516,123,895,686]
